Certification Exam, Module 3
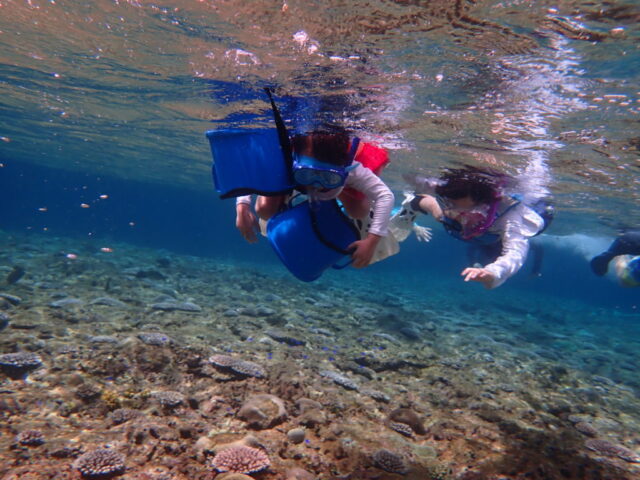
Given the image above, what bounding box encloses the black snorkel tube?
[263,87,357,260]
[264,87,293,178]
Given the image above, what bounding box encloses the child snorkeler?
[235,129,395,268]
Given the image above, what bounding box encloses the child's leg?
[255,195,286,220]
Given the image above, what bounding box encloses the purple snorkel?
[460,194,501,240]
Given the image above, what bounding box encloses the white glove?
[388,192,418,242]
[413,224,432,242]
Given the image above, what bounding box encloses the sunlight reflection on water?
[0,0,639,230]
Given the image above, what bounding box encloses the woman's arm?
[481,227,530,288]
[480,206,538,288]
[415,195,444,221]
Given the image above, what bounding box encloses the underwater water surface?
[1,1,640,479]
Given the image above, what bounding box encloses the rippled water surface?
[1,0,640,230]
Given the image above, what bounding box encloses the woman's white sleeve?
[483,223,530,289]
[483,205,543,288]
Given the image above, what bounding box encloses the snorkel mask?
[436,166,508,240]
[292,154,357,190]
[443,197,500,240]
[459,205,497,240]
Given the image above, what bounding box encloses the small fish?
[6,266,25,285]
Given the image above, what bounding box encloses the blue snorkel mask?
[292,154,357,189]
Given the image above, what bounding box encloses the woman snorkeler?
[394,166,553,289]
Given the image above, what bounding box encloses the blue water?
[2,159,637,313]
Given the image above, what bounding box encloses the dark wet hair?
[435,166,505,204]
[291,127,350,166]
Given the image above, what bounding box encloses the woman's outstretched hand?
[461,267,495,289]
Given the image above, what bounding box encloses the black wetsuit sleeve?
[590,230,640,276]
[609,231,640,256]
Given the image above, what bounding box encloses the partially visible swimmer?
[591,230,640,287]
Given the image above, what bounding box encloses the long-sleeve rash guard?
[236,162,394,237]
[482,202,545,288]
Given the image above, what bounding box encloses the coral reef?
[210,445,271,474]
[73,449,126,477]
[76,383,102,402]
[585,439,640,462]
[388,421,415,437]
[0,230,639,480]
[0,352,42,379]
[372,448,409,474]
[138,332,174,346]
[152,390,185,408]
[109,408,143,425]
[209,354,266,378]
[319,369,359,390]
[388,407,426,435]
[15,429,45,446]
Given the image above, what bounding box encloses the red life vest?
[356,142,389,174]
[341,142,389,201]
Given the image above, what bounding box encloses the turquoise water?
[1,1,640,479]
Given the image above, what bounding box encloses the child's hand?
[235,203,259,243]
[348,234,381,268]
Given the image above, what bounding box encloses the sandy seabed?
[0,229,639,480]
